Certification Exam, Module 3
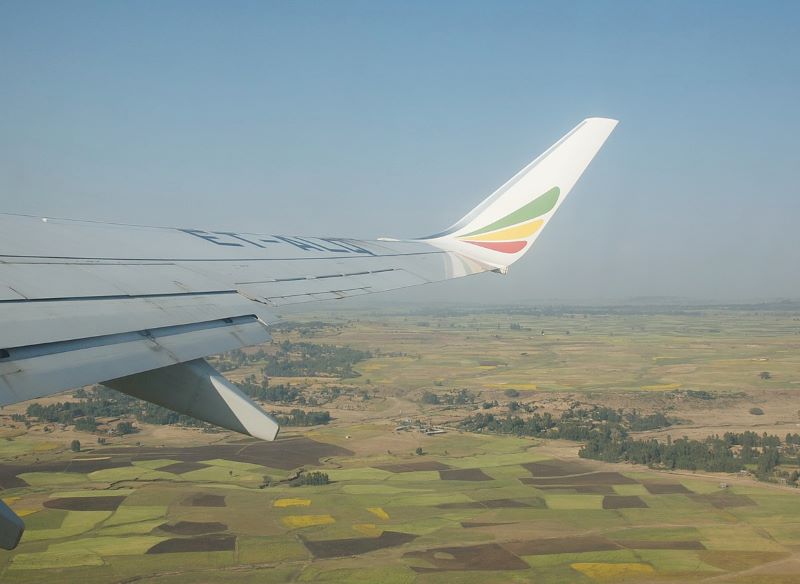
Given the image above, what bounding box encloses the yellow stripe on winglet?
[461,219,544,242]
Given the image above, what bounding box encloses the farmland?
[1,305,799,583]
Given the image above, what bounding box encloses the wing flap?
[0,292,274,349]
[0,315,270,405]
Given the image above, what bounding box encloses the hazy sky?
[1,1,798,304]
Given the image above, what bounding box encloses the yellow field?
[367,507,390,520]
[273,498,311,508]
[281,514,335,528]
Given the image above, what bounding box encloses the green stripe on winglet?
[462,187,560,237]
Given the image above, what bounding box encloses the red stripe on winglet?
[464,240,527,254]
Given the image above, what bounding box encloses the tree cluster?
[458,406,799,484]
[272,409,331,426]
[262,341,371,378]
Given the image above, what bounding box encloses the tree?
[420,391,440,405]
[757,447,780,476]
[70,440,81,452]
[415,447,424,456]
[760,371,771,380]
[301,471,329,486]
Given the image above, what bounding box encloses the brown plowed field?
[301,531,416,558]
[182,493,226,507]
[603,495,648,509]
[146,534,236,554]
[439,468,492,481]
[43,496,126,511]
[157,462,209,474]
[504,536,620,555]
[522,460,596,477]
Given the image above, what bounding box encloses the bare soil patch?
[43,496,125,511]
[301,531,416,558]
[405,543,528,571]
[603,495,648,509]
[643,482,693,495]
[376,460,450,473]
[439,468,492,481]
[182,493,226,507]
[157,462,209,474]
[504,536,620,555]
[522,459,596,477]
[158,521,227,535]
[146,534,236,554]
[522,471,637,486]
[691,492,756,508]
[617,540,705,550]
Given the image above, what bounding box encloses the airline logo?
[457,187,560,253]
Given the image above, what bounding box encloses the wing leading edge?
[0,118,616,548]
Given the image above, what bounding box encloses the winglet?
[425,118,617,270]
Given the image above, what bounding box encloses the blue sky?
[1,1,798,303]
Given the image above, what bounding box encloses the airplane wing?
[0,117,616,548]
[0,117,617,440]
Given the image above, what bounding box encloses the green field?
[1,306,799,583]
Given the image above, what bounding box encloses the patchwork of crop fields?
[0,427,799,583]
[2,306,800,582]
